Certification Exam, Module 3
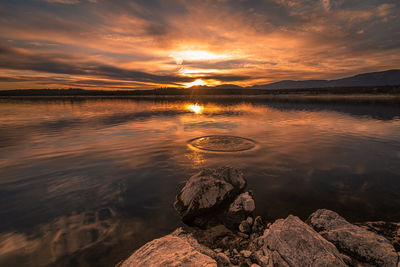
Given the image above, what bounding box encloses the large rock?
[121,228,217,267]
[174,167,246,226]
[256,215,346,267]
[307,209,399,267]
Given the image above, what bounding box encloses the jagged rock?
[174,167,246,226]
[256,215,347,267]
[225,192,255,228]
[121,228,217,267]
[356,221,400,251]
[308,209,399,267]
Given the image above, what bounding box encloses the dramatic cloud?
[0,0,399,89]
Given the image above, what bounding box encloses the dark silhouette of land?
[0,69,399,96]
[0,85,399,97]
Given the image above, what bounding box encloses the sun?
[185,79,208,88]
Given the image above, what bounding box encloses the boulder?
[356,221,400,251]
[121,228,217,267]
[307,209,399,267]
[256,215,346,267]
[174,167,245,226]
[225,192,255,228]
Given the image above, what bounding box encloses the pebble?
[240,250,252,258]
[237,232,249,238]
[246,216,254,226]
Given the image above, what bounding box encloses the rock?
[246,216,254,226]
[257,215,346,267]
[308,209,398,267]
[215,252,231,266]
[237,232,249,239]
[239,220,251,233]
[356,221,400,251]
[251,216,265,236]
[121,228,217,267]
[174,167,246,226]
[225,192,255,228]
[240,250,252,258]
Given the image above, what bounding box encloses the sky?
[0,0,399,90]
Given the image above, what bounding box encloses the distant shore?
[0,85,400,97]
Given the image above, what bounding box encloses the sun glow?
[170,50,229,63]
[185,79,208,87]
[186,103,204,114]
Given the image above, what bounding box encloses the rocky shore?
[121,167,400,267]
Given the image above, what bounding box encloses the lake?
[0,97,400,266]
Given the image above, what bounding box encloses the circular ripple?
[188,135,256,152]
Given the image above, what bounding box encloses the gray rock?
[174,167,245,226]
[308,209,398,267]
[226,192,255,227]
[121,228,217,267]
[257,215,346,267]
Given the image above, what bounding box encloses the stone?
[308,209,399,267]
[240,250,252,258]
[121,228,217,267]
[356,221,400,251]
[251,216,265,235]
[174,167,246,226]
[257,215,347,267]
[237,232,249,239]
[226,191,255,228]
[239,220,251,233]
[215,252,231,266]
[246,216,254,226]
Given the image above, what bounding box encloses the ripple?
[188,135,257,152]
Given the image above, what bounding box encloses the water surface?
[0,97,399,266]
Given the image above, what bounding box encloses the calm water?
[0,97,400,266]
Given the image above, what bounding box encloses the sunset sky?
[0,0,399,90]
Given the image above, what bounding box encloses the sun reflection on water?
[186,103,204,114]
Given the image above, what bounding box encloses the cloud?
[44,0,80,4]
[0,0,399,89]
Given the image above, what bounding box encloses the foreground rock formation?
[121,167,400,267]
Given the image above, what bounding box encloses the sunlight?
[186,103,204,114]
[185,79,207,88]
[170,50,229,63]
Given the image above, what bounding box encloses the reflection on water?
[0,98,400,266]
[186,103,204,114]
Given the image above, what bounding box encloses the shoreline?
[120,167,400,267]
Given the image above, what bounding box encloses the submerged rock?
[121,228,217,267]
[307,209,399,267]
[256,215,346,267]
[174,167,246,227]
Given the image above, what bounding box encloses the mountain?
[249,69,400,89]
